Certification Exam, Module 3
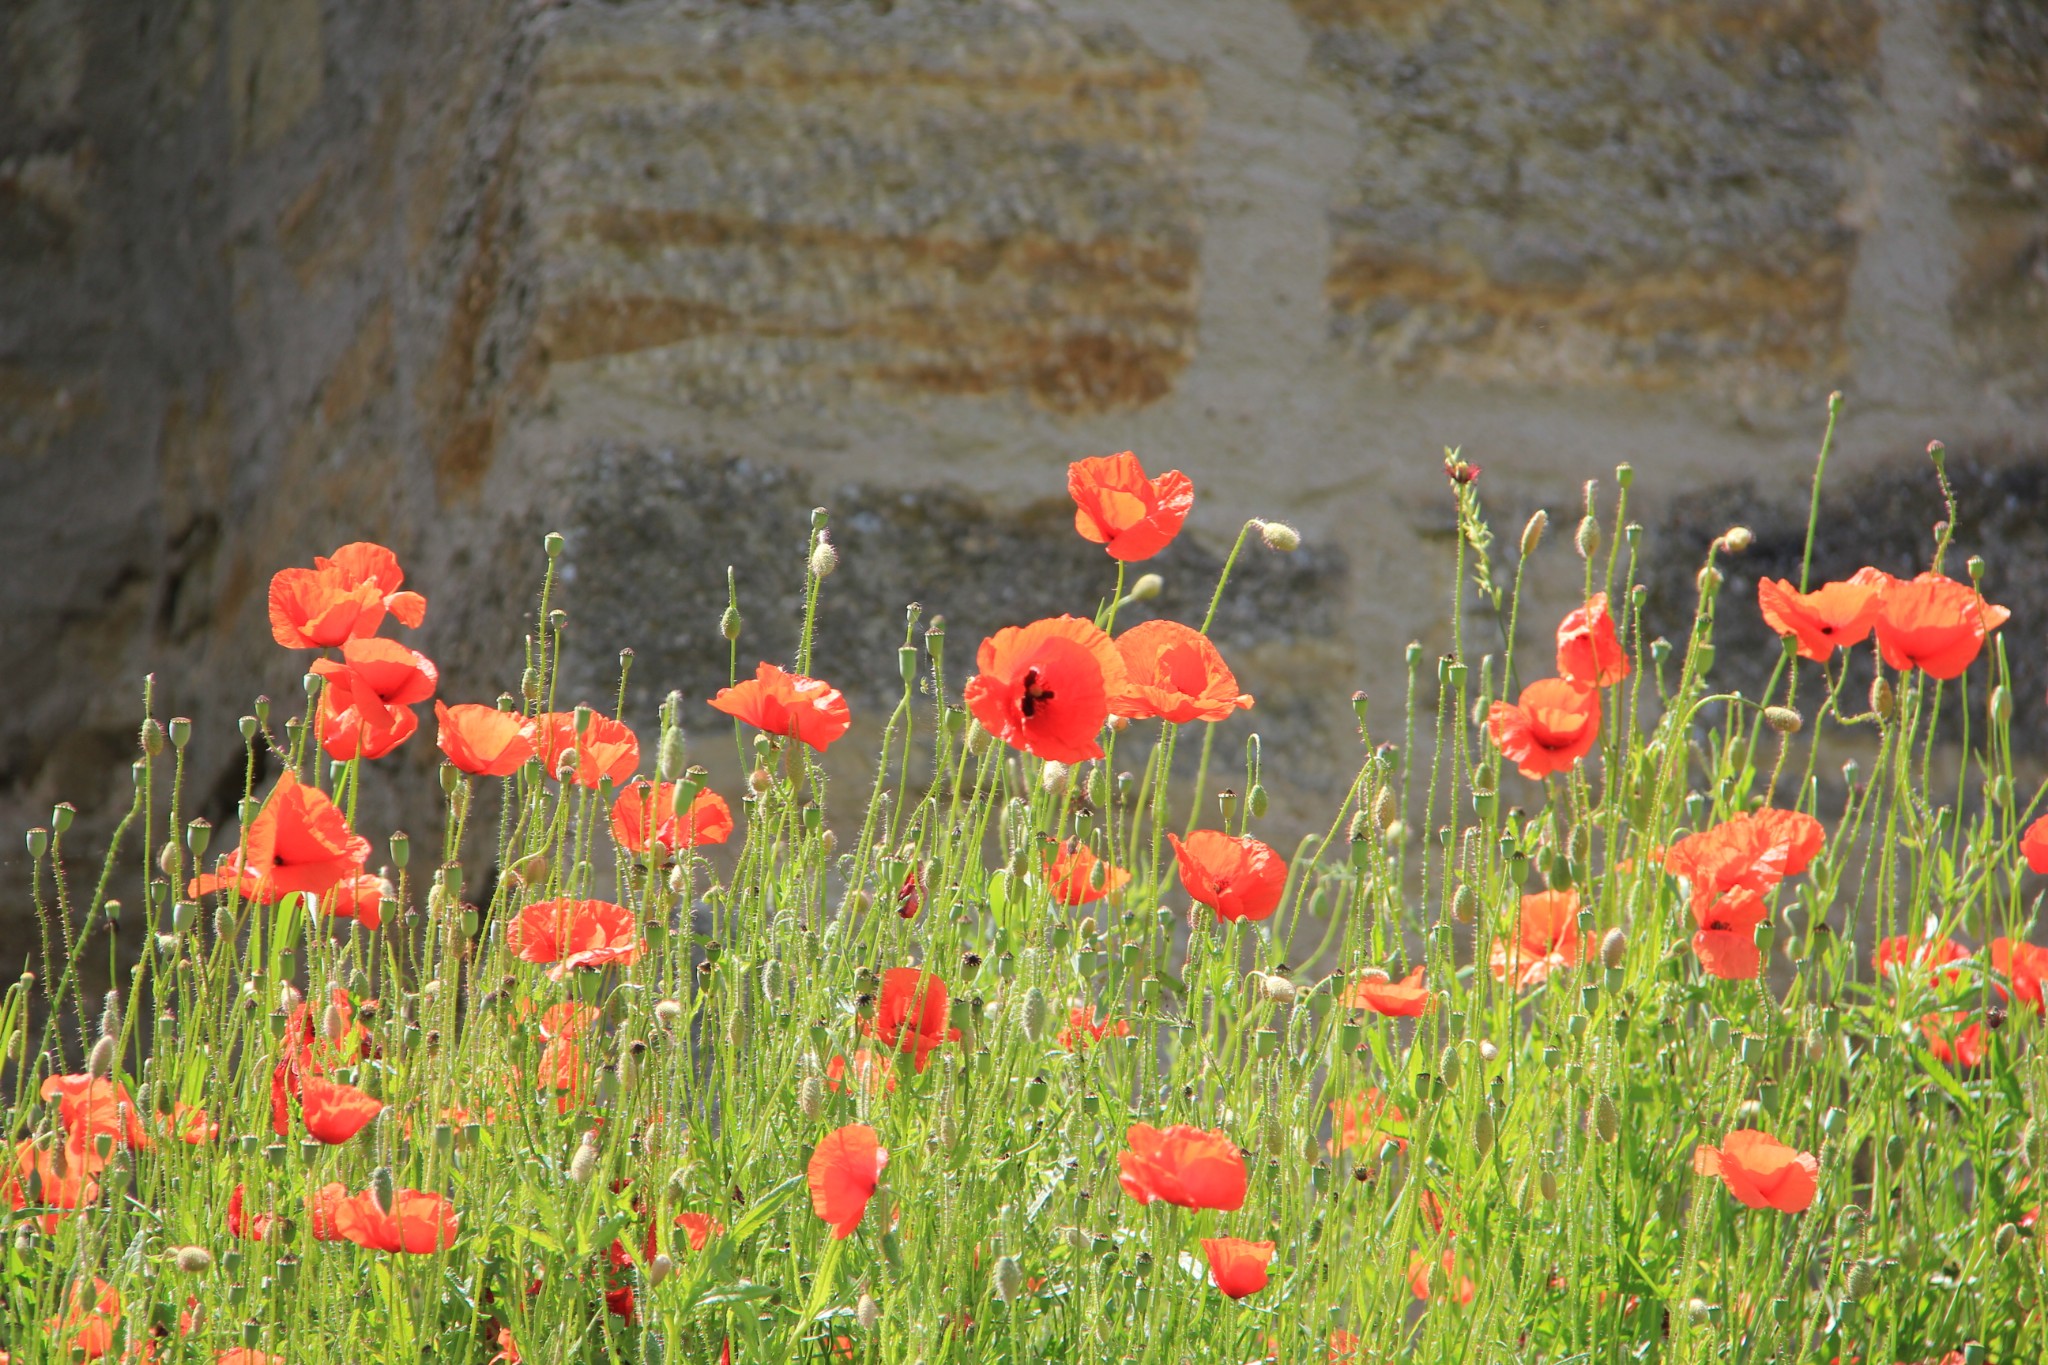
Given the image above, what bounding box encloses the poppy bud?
[1717,526,1754,554]
[1695,566,1722,599]
[748,767,772,795]
[1599,928,1626,971]
[992,1254,1024,1303]
[1020,987,1050,1042]
[140,717,166,758]
[568,1131,599,1184]
[88,1036,116,1079]
[1844,1259,1875,1300]
[1990,685,2012,727]
[1130,573,1164,602]
[174,1246,213,1274]
[1249,520,1296,553]
[100,989,121,1040]
[857,1293,881,1331]
[1763,706,1802,735]
[1575,516,1600,560]
[1995,1222,2018,1255]
[1371,787,1398,831]
[322,1000,347,1046]
[1438,1044,1461,1088]
[1041,761,1069,793]
[800,1075,826,1121]
[646,1251,675,1289]
[1591,1095,1618,1144]
[157,839,180,880]
[369,1165,395,1213]
[725,1006,750,1051]
[1539,1168,1559,1201]
[1450,885,1475,923]
[1520,510,1548,559]
[1884,1134,1905,1169]
[809,534,839,580]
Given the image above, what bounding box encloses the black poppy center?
[1020,667,1057,718]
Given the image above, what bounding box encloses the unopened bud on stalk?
[1575,516,1601,560]
[322,1001,347,1046]
[100,990,120,1040]
[800,1075,826,1121]
[158,840,180,879]
[857,1293,881,1331]
[1474,1109,1496,1157]
[647,1252,675,1288]
[140,718,166,758]
[1717,526,1754,554]
[1995,1222,2018,1255]
[1600,928,1627,971]
[1129,573,1164,602]
[658,728,686,781]
[725,1005,750,1051]
[1371,787,1398,831]
[1259,521,1301,552]
[1844,1260,1875,1299]
[1763,706,1802,735]
[809,533,839,580]
[1520,510,1548,559]
[568,1131,599,1185]
[1592,1095,1619,1144]
[1870,675,1895,722]
[748,768,772,795]
[1451,885,1475,923]
[1040,762,1069,793]
[1990,685,2012,727]
[1020,987,1050,1042]
[1539,1169,1559,1201]
[88,1036,116,1079]
[173,1246,213,1274]
[992,1254,1025,1303]
[1696,565,1722,596]
[370,1166,396,1213]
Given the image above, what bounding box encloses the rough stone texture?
[2,0,2046,950]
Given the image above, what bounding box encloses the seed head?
[173,1246,213,1274]
[1259,521,1301,552]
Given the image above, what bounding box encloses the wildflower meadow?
[6,406,2045,1363]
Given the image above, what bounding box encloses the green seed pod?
[51,803,75,835]
[1473,1110,1496,1158]
[544,531,566,558]
[25,827,47,859]
[239,714,259,742]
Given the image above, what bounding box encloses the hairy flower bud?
[173,1246,213,1274]
[370,1165,396,1213]
[1520,510,1548,559]
[720,605,743,642]
[658,728,687,781]
[88,1036,116,1079]
[1450,885,1475,924]
[1259,521,1301,552]
[100,989,121,1040]
[649,1253,675,1288]
[1371,787,1398,832]
[1129,573,1164,602]
[992,1254,1024,1303]
[809,534,840,580]
[1718,526,1755,554]
[568,1131,599,1185]
[1592,1095,1619,1144]
[1763,706,1802,735]
[1575,516,1601,560]
[800,1075,826,1122]
[1473,1109,1496,1157]
[857,1293,881,1331]
[1870,674,1895,722]
[1600,927,1627,971]
[1020,987,1050,1042]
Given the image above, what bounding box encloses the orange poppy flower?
[1056,1006,1132,1052]
[1918,1012,1987,1069]
[323,870,393,932]
[808,1123,888,1239]
[1692,1129,1818,1212]
[1662,808,1823,980]
[1328,1089,1406,1158]
[825,1049,897,1096]
[1486,678,1600,780]
[1167,831,1288,923]
[40,1073,149,1152]
[609,780,735,856]
[435,702,539,777]
[1757,570,1887,662]
[710,662,852,752]
[228,1184,280,1241]
[311,638,439,760]
[507,898,643,977]
[157,1101,217,1145]
[1201,1237,1275,1300]
[1556,593,1630,688]
[1991,937,2048,1014]
[1068,452,1194,562]
[1873,572,2010,679]
[187,772,373,904]
[3,1139,99,1233]
[1113,620,1253,723]
[299,1074,385,1144]
[858,968,960,1073]
[964,616,1130,763]
[1342,965,1432,1017]
[1405,1250,1475,1305]
[2022,814,2048,874]
[1873,934,1971,986]
[271,988,376,1135]
[1042,840,1129,906]
[334,1185,460,1252]
[306,1181,350,1240]
[45,1277,120,1360]
[1326,1329,1363,1362]
[1688,887,1769,980]
[268,543,426,649]
[637,1210,725,1264]
[1489,890,1580,990]
[217,1353,285,1365]
[1117,1123,1247,1211]
[535,711,641,788]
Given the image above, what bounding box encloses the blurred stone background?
[2,0,2044,950]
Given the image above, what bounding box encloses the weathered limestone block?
[1293,0,1877,405]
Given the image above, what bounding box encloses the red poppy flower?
[808,1123,888,1239]
[187,772,373,904]
[228,1184,280,1241]
[1342,965,1432,1017]
[334,1186,460,1252]
[1055,1006,1132,1052]
[3,1139,98,1233]
[1042,840,1129,906]
[710,662,852,752]
[268,542,426,649]
[1068,452,1194,562]
[311,638,439,760]
[1757,570,1887,662]
[642,1210,726,1263]
[217,1351,285,1365]
[1117,1123,1247,1211]
[45,1277,120,1360]
[1692,1129,1818,1212]
[1873,935,1971,986]
[507,898,643,978]
[307,1181,350,1241]
[609,780,735,856]
[1328,1089,1406,1158]
[1556,593,1630,688]
[157,1102,217,1145]
[1918,1012,1987,1069]
[859,968,960,1072]
[435,702,539,777]
[40,1073,149,1152]
[2022,815,2048,874]
[1201,1237,1275,1299]
[964,616,1130,763]
[1113,620,1253,723]
[299,1074,384,1144]
[1992,937,2048,1014]
[825,1050,897,1096]
[1873,572,2010,679]
[1689,888,1770,980]
[1405,1250,1475,1305]
[1167,831,1288,923]
[1486,678,1600,780]
[1662,808,1823,980]
[322,871,393,931]
[1490,890,1580,990]
[314,688,419,761]
[270,989,376,1135]
[534,711,641,787]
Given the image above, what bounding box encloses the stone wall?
[2,0,2044,939]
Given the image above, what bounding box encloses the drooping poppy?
[1556,593,1630,688]
[808,1123,888,1239]
[1692,1129,1818,1212]
[186,772,373,904]
[1113,620,1254,723]
[298,1074,385,1144]
[1486,679,1600,780]
[334,1186,460,1252]
[1489,890,1580,990]
[1342,965,1432,1017]
[1068,452,1194,562]
[535,711,641,788]
[1757,570,1887,662]
[1201,1237,1275,1300]
[964,616,1130,763]
[2021,814,2048,874]
[3,1139,99,1233]
[323,870,393,931]
[1055,1006,1132,1052]
[1117,1123,1247,1211]
[40,1074,149,1152]
[435,702,539,777]
[1167,831,1288,923]
[1873,934,1971,987]
[710,662,852,752]
[1873,572,2010,679]
[1991,937,2048,1014]
[1405,1249,1476,1306]
[227,1184,280,1241]
[269,541,426,649]
[1328,1089,1406,1158]
[858,968,960,1072]
[1042,840,1129,906]
[825,1050,897,1096]
[1918,1012,1987,1069]
[44,1277,120,1360]
[507,898,643,978]
[609,780,735,857]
